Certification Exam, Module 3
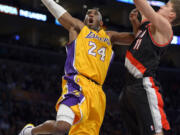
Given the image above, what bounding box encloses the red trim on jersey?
[148,24,173,47]
[126,51,146,74]
[141,19,149,24]
[149,77,171,130]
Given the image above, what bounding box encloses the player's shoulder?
[148,23,173,47]
[105,31,113,38]
[78,25,91,34]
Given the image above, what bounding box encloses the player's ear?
[84,15,88,23]
[100,21,103,27]
[169,11,176,21]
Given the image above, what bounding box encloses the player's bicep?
[153,15,172,36]
[58,12,85,32]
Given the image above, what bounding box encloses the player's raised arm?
[107,9,140,46]
[129,8,141,35]
[133,0,173,40]
[41,0,84,32]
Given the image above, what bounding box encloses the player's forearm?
[131,19,140,35]
[41,0,73,30]
[41,0,84,31]
[31,120,59,135]
[117,33,135,45]
[41,0,66,19]
[111,32,135,45]
[133,0,157,24]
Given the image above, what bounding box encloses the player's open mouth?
[89,18,93,24]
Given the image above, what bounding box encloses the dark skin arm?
[58,12,84,32]
[31,120,71,135]
[106,8,140,46]
[58,7,141,46]
[107,31,135,45]
[57,12,85,43]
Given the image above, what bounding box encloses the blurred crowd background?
[0,0,180,135]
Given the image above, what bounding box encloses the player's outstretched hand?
[129,8,139,22]
[19,124,34,135]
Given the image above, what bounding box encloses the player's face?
[157,2,175,19]
[84,9,103,31]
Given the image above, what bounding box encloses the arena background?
[0,0,180,134]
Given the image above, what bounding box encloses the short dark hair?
[171,0,180,26]
[87,8,102,21]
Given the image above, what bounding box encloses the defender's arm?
[129,8,141,35]
[133,0,173,40]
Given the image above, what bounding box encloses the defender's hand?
[129,8,139,22]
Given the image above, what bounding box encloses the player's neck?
[91,27,101,32]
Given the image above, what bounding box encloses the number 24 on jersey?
[88,41,106,61]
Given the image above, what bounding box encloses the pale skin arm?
[129,8,141,35]
[140,13,148,23]
[133,0,173,44]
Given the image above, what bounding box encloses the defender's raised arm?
[133,0,174,43]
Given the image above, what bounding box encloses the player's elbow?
[54,121,71,135]
[58,13,75,31]
[42,120,69,135]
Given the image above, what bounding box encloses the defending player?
[119,0,180,135]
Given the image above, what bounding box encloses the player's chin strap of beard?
[96,25,102,31]
[41,0,67,20]
[90,21,101,31]
[90,26,101,31]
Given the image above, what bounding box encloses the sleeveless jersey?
[125,22,173,78]
[64,26,114,85]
